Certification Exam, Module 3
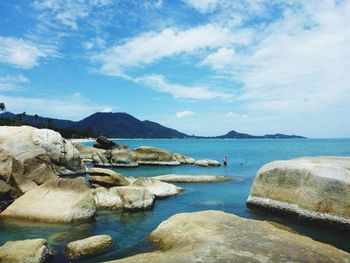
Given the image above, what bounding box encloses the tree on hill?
[0,103,5,112]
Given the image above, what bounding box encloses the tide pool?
[1,138,350,262]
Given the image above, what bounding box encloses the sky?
[0,0,349,138]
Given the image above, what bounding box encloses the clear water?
[1,139,350,262]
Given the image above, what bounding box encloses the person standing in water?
[223,155,228,166]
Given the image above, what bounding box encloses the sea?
[1,138,350,262]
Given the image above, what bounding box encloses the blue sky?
[0,0,349,137]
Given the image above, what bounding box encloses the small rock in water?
[64,234,113,260]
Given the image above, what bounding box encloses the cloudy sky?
[0,0,349,137]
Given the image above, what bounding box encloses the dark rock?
[93,136,117,150]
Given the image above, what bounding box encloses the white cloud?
[176,110,195,118]
[183,0,219,13]
[0,94,112,120]
[136,74,233,100]
[101,107,113,113]
[226,112,248,119]
[94,24,251,76]
[0,75,30,91]
[201,47,235,70]
[0,36,57,69]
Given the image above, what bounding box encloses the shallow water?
[1,139,350,262]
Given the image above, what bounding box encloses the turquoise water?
[1,139,350,262]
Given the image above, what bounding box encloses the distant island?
[0,112,305,139]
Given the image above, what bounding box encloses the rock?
[73,143,106,163]
[0,238,54,263]
[0,177,96,223]
[87,168,129,186]
[92,186,154,210]
[0,179,11,200]
[246,156,350,226]
[108,210,350,263]
[151,174,231,183]
[134,147,180,166]
[132,178,182,198]
[65,235,113,260]
[110,149,138,167]
[0,126,84,195]
[194,159,221,167]
[93,136,117,150]
[173,153,195,164]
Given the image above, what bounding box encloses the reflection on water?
[1,139,350,262]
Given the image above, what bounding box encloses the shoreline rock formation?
[0,177,96,223]
[247,156,350,226]
[151,174,231,183]
[107,210,350,263]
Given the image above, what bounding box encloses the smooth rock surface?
[247,156,350,226]
[0,177,96,223]
[65,234,113,260]
[173,153,195,164]
[132,177,182,198]
[87,168,129,186]
[134,147,180,166]
[0,238,54,263]
[152,174,231,183]
[109,210,350,263]
[92,186,154,210]
[194,159,221,167]
[111,149,138,167]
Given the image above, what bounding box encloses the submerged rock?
[194,159,221,167]
[87,168,129,187]
[108,210,350,263]
[132,177,182,198]
[0,177,96,223]
[0,238,54,263]
[92,186,154,210]
[151,174,231,183]
[134,147,180,166]
[65,235,113,260]
[247,156,350,226]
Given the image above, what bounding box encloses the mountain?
[216,130,305,139]
[0,112,189,138]
[0,112,305,139]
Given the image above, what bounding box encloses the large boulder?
[132,177,182,198]
[65,235,113,260]
[87,168,129,187]
[108,210,350,263]
[0,177,96,223]
[93,136,117,150]
[92,186,154,210]
[247,156,350,226]
[194,159,221,167]
[0,238,54,263]
[0,126,84,196]
[134,147,180,166]
[110,149,138,167]
[152,174,231,183]
[73,143,105,163]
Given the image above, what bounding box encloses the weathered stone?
[0,179,11,200]
[194,159,221,167]
[151,174,231,183]
[65,235,113,260]
[93,136,117,150]
[92,186,154,210]
[0,177,96,223]
[134,147,180,166]
[247,156,350,226]
[110,149,138,167]
[173,153,195,164]
[87,168,129,186]
[132,177,182,198]
[108,210,350,263]
[0,238,54,263]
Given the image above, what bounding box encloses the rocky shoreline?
[1,126,350,262]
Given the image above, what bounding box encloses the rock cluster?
[247,156,350,226]
[0,126,84,204]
